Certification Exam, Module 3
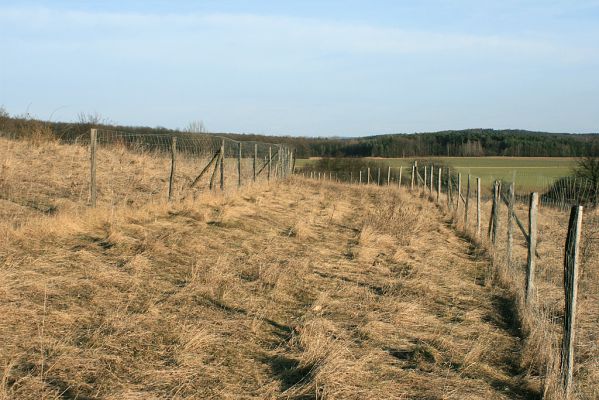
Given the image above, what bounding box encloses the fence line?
[0,128,293,225]
[302,160,595,398]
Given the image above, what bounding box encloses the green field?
[296,157,578,191]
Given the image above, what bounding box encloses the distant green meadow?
[296,157,578,192]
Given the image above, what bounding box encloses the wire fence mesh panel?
[0,134,89,226]
[0,129,288,226]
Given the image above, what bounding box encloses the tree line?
[1,112,598,158]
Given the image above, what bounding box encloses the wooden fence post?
[359,170,362,184]
[268,146,272,182]
[387,166,391,185]
[89,128,97,207]
[465,174,471,225]
[399,166,403,189]
[456,174,462,214]
[209,151,221,191]
[237,142,242,188]
[429,166,434,197]
[424,166,427,191]
[476,177,481,236]
[447,169,452,210]
[168,136,177,202]
[411,163,415,190]
[437,167,441,203]
[377,167,381,186]
[561,205,583,399]
[525,192,538,304]
[253,144,257,182]
[367,168,371,185]
[507,182,515,265]
[220,140,225,190]
[488,180,497,243]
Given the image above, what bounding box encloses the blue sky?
[1,1,598,136]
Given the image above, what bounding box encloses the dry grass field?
[0,136,597,399]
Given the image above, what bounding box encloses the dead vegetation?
[446,184,599,400]
[0,136,597,399]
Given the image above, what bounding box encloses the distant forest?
[1,114,598,158]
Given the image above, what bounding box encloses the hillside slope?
[0,180,538,399]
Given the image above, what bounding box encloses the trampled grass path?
[0,179,539,399]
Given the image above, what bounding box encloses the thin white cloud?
[1,5,596,62]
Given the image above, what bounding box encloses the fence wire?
[0,129,292,226]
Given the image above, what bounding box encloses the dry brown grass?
[442,184,599,400]
[0,137,596,399]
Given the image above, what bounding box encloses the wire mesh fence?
[303,160,598,210]
[0,129,293,227]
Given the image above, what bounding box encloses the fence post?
[437,167,441,203]
[89,128,97,207]
[476,177,481,236]
[268,146,272,182]
[387,166,391,185]
[507,182,515,265]
[411,163,415,190]
[377,167,381,186]
[464,174,471,225]
[253,144,257,182]
[561,205,583,399]
[367,168,371,185]
[525,192,538,304]
[359,170,362,184]
[447,169,452,210]
[168,136,177,202]
[456,174,462,214]
[220,140,225,190]
[399,166,403,189]
[488,180,497,243]
[424,166,427,191]
[429,166,434,197]
[237,142,242,188]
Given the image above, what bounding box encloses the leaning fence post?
[507,182,515,265]
[525,192,538,304]
[220,139,225,190]
[89,128,97,207]
[476,177,481,236]
[168,136,177,202]
[237,142,242,188]
[560,205,583,399]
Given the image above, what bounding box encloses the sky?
[1,1,598,137]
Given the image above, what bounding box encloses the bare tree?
[575,156,599,185]
[185,120,207,134]
[575,156,599,205]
